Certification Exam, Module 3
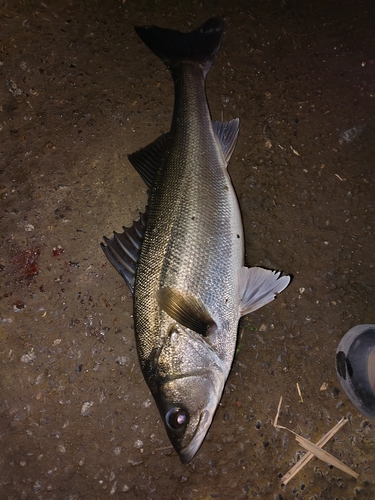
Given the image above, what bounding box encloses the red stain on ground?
[52,245,64,257]
[11,247,41,284]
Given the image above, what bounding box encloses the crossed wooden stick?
[274,396,359,485]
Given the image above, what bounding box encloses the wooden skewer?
[295,434,359,480]
[281,418,348,485]
[274,397,358,484]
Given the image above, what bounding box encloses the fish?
[101,17,290,463]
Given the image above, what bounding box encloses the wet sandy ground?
[1,0,374,498]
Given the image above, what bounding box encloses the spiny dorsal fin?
[101,210,148,294]
[157,287,216,336]
[128,133,169,188]
[212,118,240,164]
[238,266,291,316]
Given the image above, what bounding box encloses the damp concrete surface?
[1,1,374,499]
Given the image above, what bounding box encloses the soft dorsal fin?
[212,118,240,164]
[101,210,148,294]
[238,266,291,316]
[157,287,216,336]
[128,133,169,188]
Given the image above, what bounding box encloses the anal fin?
[238,267,291,316]
[101,210,147,294]
[157,287,216,336]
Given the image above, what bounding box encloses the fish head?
[153,323,227,463]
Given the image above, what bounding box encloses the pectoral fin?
[157,288,216,336]
[238,267,291,316]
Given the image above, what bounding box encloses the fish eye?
[165,407,189,430]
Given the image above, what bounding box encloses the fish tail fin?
[135,17,225,76]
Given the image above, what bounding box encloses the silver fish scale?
[134,66,244,374]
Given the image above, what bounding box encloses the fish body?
[102,18,290,463]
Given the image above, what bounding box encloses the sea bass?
[101,18,290,463]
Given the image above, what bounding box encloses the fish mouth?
[178,409,213,464]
